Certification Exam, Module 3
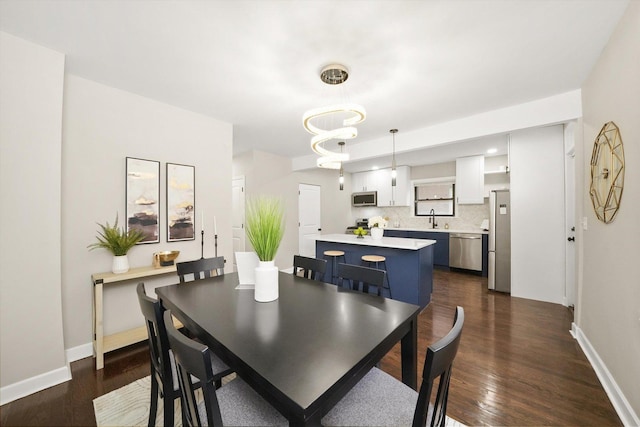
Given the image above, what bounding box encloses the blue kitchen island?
[315,234,436,309]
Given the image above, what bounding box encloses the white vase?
[371,227,384,240]
[112,255,129,274]
[254,260,279,302]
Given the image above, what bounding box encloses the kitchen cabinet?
[384,229,409,238]
[392,166,411,206]
[353,166,410,206]
[385,229,488,276]
[352,171,373,192]
[456,155,485,204]
[371,169,392,206]
[384,229,449,267]
[413,231,449,267]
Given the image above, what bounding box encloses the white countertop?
[386,227,488,235]
[316,234,435,250]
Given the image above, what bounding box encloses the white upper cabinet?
[352,171,372,192]
[372,168,393,206]
[351,166,410,206]
[391,166,411,206]
[456,155,485,204]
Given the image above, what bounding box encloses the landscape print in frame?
[167,162,195,242]
[125,157,160,243]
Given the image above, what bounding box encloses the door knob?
[567,236,575,242]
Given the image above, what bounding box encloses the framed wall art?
[126,157,160,243]
[167,162,195,241]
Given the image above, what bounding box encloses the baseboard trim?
[0,365,71,406]
[66,342,93,363]
[573,322,640,427]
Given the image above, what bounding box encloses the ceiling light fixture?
[390,129,398,186]
[302,64,366,168]
[338,141,345,191]
[320,64,349,85]
[487,147,498,154]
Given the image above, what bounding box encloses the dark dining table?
[156,271,420,426]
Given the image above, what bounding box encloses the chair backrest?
[163,310,223,427]
[136,283,173,394]
[293,255,327,281]
[336,263,386,296]
[176,256,225,283]
[413,306,464,427]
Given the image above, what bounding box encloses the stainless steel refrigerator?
[489,189,511,293]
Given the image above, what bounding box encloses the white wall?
[61,75,233,349]
[0,32,68,402]
[510,125,566,304]
[578,2,640,423]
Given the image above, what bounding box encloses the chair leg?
[163,388,175,427]
[382,260,392,298]
[148,375,159,427]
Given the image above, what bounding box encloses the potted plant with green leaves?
[245,196,285,302]
[88,215,145,274]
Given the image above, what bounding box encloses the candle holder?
[214,234,218,257]
[200,230,204,259]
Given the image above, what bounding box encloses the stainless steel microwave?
[352,191,377,207]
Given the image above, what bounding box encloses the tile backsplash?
[352,200,489,231]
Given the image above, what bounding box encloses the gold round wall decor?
[589,121,625,223]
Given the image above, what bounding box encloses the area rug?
[93,376,180,427]
[94,375,466,427]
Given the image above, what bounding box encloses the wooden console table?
[92,264,177,370]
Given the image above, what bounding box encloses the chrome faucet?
[429,209,438,229]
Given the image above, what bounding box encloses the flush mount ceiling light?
[320,64,349,85]
[302,64,366,168]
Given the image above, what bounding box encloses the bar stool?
[361,255,392,298]
[324,250,346,285]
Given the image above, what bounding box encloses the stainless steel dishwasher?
[449,233,482,271]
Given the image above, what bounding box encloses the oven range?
[345,218,370,234]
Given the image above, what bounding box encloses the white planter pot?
[254,260,279,302]
[112,255,130,274]
[371,227,384,240]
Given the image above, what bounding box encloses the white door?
[231,177,245,271]
[565,151,576,307]
[298,184,321,257]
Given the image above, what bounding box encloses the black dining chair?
[293,255,327,281]
[336,262,387,296]
[322,306,465,427]
[136,283,232,427]
[163,310,287,427]
[176,256,224,283]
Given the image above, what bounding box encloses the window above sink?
[414,180,455,217]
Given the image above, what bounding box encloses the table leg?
[400,316,418,390]
[93,281,104,370]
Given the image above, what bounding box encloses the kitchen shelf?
[485,169,509,175]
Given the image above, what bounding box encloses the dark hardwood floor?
[1,270,621,426]
[380,270,622,426]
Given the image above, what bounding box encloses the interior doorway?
[298,183,321,257]
[564,149,576,307]
[231,176,245,272]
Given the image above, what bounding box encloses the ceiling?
[0,0,628,172]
